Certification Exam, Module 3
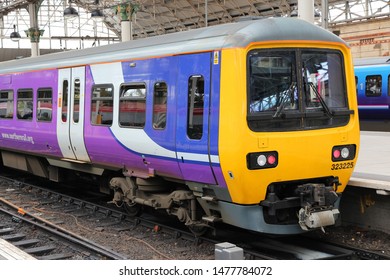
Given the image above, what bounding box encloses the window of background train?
[37,88,53,122]
[91,84,113,126]
[388,75,390,96]
[365,75,382,97]
[187,76,204,140]
[0,90,14,119]
[119,83,146,128]
[17,89,33,120]
[153,82,167,129]
[355,76,358,95]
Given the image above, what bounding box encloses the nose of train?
[218,129,358,206]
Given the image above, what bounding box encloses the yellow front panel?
[218,42,360,205]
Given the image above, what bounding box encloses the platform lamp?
[91,0,104,21]
[290,6,298,17]
[10,24,21,42]
[64,1,79,18]
[91,9,104,21]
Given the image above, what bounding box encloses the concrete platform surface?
[349,131,390,193]
[0,238,36,260]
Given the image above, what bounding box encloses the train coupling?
[298,207,339,231]
[296,183,340,231]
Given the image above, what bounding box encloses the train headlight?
[332,145,356,162]
[247,151,278,170]
[257,155,267,166]
[341,147,350,159]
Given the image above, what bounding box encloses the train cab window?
[302,51,347,109]
[37,88,52,122]
[187,75,204,140]
[0,90,14,119]
[62,80,69,122]
[119,83,146,128]
[248,50,298,114]
[247,49,349,131]
[73,79,80,123]
[91,84,113,126]
[365,75,382,97]
[17,89,33,120]
[153,82,167,129]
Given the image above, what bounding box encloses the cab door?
[176,53,216,184]
[57,67,90,162]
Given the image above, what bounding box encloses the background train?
[0,17,360,235]
[354,56,390,120]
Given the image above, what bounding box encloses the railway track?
[0,189,127,259]
[0,173,213,260]
[0,172,388,260]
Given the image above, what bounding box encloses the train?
[354,56,390,119]
[0,17,360,235]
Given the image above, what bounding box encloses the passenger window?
[17,89,33,120]
[187,75,204,140]
[62,80,69,122]
[91,84,113,126]
[365,75,382,97]
[0,90,14,119]
[355,76,358,95]
[388,75,390,96]
[153,82,167,129]
[119,83,146,128]
[73,78,80,123]
[37,88,52,122]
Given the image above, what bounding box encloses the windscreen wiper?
[273,82,297,118]
[307,82,333,118]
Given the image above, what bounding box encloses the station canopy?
[0,0,389,50]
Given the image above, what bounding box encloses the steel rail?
[0,197,127,260]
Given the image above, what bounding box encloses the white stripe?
[210,155,220,164]
[89,63,219,164]
[176,152,220,164]
[90,62,176,159]
[177,152,208,163]
[359,105,389,109]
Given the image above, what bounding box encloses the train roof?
[0,17,346,75]
[354,56,390,67]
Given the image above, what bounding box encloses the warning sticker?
[213,51,219,65]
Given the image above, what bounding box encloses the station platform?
[0,238,36,260]
[341,130,390,234]
[349,131,390,195]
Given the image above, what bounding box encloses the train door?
[176,53,216,184]
[57,67,90,162]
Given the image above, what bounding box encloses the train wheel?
[188,224,208,237]
[123,202,142,217]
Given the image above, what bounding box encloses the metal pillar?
[121,21,131,42]
[205,0,208,27]
[321,0,329,29]
[115,3,139,42]
[26,1,44,57]
[0,15,4,48]
[298,0,315,23]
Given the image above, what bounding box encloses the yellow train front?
[213,18,359,234]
